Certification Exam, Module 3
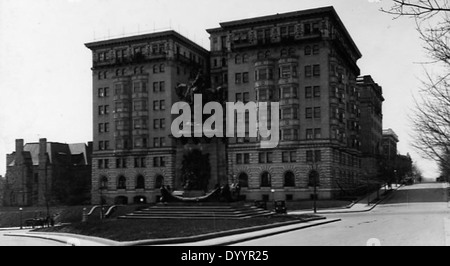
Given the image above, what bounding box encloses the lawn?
[34,215,320,242]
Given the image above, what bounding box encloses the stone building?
[207,6,364,200]
[382,129,399,161]
[4,139,92,207]
[85,31,227,205]
[357,75,384,178]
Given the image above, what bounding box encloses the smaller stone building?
[3,139,92,207]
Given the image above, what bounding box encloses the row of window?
[97,65,166,80]
[253,65,319,82]
[98,175,165,190]
[236,150,321,165]
[98,157,166,169]
[98,137,166,151]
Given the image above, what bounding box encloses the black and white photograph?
[0,0,450,251]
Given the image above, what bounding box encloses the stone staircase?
[118,204,273,220]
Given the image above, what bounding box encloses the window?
[99,106,105,115]
[105,123,110,133]
[160,100,166,111]
[306,108,313,119]
[284,172,296,187]
[160,119,166,129]
[313,65,321,77]
[315,150,322,162]
[160,81,165,92]
[261,172,272,188]
[136,175,145,189]
[236,93,243,102]
[313,45,320,55]
[235,73,242,84]
[306,151,314,163]
[153,65,159,74]
[305,66,312,78]
[314,128,322,139]
[235,55,242,64]
[259,153,266,164]
[99,123,104,133]
[282,152,290,163]
[159,64,165,73]
[154,138,160,148]
[290,152,297,163]
[305,46,312,56]
[98,159,104,169]
[98,88,104,98]
[117,176,127,190]
[243,72,249,83]
[105,141,110,151]
[154,119,160,129]
[153,157,160,167]
[314,107,321,119]
[266,152,273,163]
[153,101,160,111]
[306,129,314,140]
[314,86,321,98]
[104,88,110,97]
[153,82,159,93]
[243,54,249,63]
[243,92,250,103]
[305,87,313,98]
[160,137,166,147]
[244,153,250,164]
[236,154,243,165]
[281,66,291,79]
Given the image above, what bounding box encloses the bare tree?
[383,1,450,175]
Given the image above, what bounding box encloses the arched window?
[136,175,145,189]
[238,173,249,188]
[281,49,288,57]
[117,176,127,190]
[100,176,108,190]
[261,172,272,188]
[235,54,242,64]
[155,175,164,189]
[305,46,312,56]
[308,170,320,187]
[284,171,296,187]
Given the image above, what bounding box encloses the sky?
[0,0,440,179]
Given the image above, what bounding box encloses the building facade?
[207,7,364,200]
[357,75,384,178]
[4,139,92,207]
[86,31,228,205]
[382,128,399,161]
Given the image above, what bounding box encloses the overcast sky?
[0,0,440,179]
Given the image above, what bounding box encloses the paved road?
[236,183,450,246]
[0,230,66,246]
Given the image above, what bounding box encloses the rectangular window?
[154,119,160,129]
[290,152,297,163]
[306,151,314,163]
[313,65,321,77]
[315,150,322,162]
[266,152,273,164]
[153,82,159,93]
[305,66,312,78]
[105,123,110,133]
[160,81,165,92]
[259,153,266,164]
[99,106,105,115]
[154,138,160,148]
[160,137,166,147]
[235,73,242,84]
[153,101,160,111]
[314,128,322,139]
[98,159,104,169]
[313,45,320,55]
[313,86,321,98]
[314,107,321,119]
[236,154,243,165]
[281,66,291,79]
[98,88,104,98]
[282,152,289,163]
[99,124,104,133]
[244,153,250,164]
[236,93,242,102]
[306,129,313,140]
[153,157,160,167]
[99,141,104,151]
[243,92,250,103]
[305,87,312,98]
[306,108,313,119]
[160,119,166,129]
[104,88,110,97]
[160,100,166,111]
[243,72,249,83]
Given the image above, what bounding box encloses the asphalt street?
[235,182,450,246]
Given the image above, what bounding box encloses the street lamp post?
[19,208,23,229]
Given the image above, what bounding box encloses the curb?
[123,217,326,246]
[211,218,342,246]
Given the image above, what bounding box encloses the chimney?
[39,138,47,156]
[15,139,24,154]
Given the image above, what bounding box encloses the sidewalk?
[290,184,402,215]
